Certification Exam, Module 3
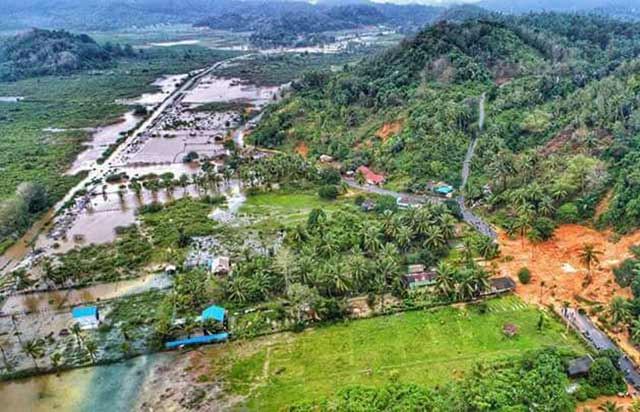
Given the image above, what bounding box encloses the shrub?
[318,185,338,200]
[374,195,397,213]
[531,217,556,241]
[518,267,531,284]
[556,203,579,223]
[613,258,638,287]
[319,168,341,185]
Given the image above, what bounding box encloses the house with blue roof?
[199,305,226,322]
[165,305,228,350]
[72,306,100,329]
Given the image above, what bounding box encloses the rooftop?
[201,305,226,322]
[72,306,98,318]
[357,166,385,185]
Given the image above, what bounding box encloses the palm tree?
[435,262,457,298]
[50,352,63,375]
[423,225,446,251]
[526,229,543,260]
[629,318,640,345]
[513,212,533,248]
[608,296,630,326]
[396,226,413,251]
[179,173,190,194]
[0,336,13,372]
[628,399,640,412]
[361,226,382,255]
[348,254,369,289]
[475,236,499,260]
[227,276,250,303]
[84,340,98,364]
[579,243,603,285]
[438,214,457,241]
[22,338,45,371]
[274,247,297,290]
[70,323,84,347]
[251,271,273,301]
[597,400,623,412]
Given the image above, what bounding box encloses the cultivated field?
[203,296,587,411]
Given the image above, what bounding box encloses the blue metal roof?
[201,305,226,322]
[72,306,98,318]
[165,332,229,349]
[436,185,454,194]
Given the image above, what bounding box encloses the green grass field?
[239,191,351,228]
[209,296,586,411]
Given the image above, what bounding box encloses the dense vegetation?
[0,29,135,81]
[252,13,640,233]
[287,349,623,412]
[195,2,441,48]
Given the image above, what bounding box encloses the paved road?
[563,307,640,390]
[54,54,251,212]
[457,196,497,239]
[457,92,497,239]
[343,179,441,205]
[344,179,497,239]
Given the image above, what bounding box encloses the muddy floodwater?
[0,354,170,412]
[183,76,279,106]
[124,74,189,107]
[1,273,171,314]
[66,111,141,175]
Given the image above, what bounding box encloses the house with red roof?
[356,166,385,186]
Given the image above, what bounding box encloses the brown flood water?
[66,111,141,176]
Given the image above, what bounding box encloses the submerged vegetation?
[0,45,238,249]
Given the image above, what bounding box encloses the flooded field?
[66,111,141,175]
[123,74,189,107]
[0,354,168,412]
[1,273,171,314]
[149,40,201,47]
[183,76,279,106]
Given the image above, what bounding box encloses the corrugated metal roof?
[201,305,226,322]
[165,332,229,349]
[72,306,98,318]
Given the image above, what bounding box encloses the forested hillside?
[0,29,135,81]
[196,2,442,48]
[251,13,640,233]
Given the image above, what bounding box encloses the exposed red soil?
[375,119,404,141]
[576,394,634,411]
[541,127,613,156]
[295,141,309,158]
[497,224,640,307]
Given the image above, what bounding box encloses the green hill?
[251,14,640,233]
[0,28,135,81]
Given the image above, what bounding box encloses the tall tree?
[580,243,603,285]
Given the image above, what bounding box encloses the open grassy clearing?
[239,191,352,228]
[205,296,586,411]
